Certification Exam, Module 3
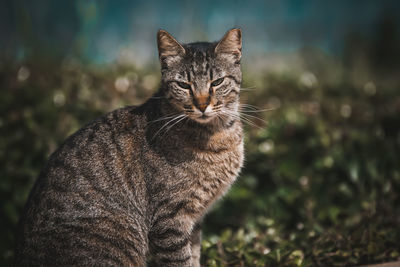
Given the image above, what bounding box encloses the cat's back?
[16,105,151,266]
[31,104,147,197]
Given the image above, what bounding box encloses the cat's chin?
[190,114,215,124]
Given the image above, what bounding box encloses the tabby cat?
[16,28,244,266]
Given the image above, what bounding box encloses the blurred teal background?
[1,0,400,266]
[2,0,400,64]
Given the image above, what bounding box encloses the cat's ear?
[215,28,242,61]
[157,30,185,64]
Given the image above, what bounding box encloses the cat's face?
[157,29,242,125]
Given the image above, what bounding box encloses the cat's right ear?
[157,30,185,66]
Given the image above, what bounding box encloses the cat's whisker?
[240,86,257,91]
[239,103,277,113]
[221,110,265,130]
[239,106,257,111]
[237,116,260,129]
[237,116,263,129]
[220,110,247,125]
[239,108,276,113]
[238,105,272,122]
[239,112,268,124]
[151,114,186,140]
[160,115,188,139]
[239,103,260,110]
[148,114,182,124]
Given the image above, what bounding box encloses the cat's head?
[157,29,242,125]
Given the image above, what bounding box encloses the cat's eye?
[176,81,191,90]
[211,78,224,87]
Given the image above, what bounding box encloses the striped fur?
[16,29,244,266]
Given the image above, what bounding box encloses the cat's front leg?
[190,222,202,267]
[149,215,194,267]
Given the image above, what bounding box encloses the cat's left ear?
[157,30,185,65]
[215,28,242,62]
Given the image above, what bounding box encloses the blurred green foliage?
[1,50,400,266]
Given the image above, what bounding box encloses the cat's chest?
[187,144,243,181]
[171,139,244,204]
[144,122,244,214]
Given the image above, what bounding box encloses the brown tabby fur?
[15,28,244,266]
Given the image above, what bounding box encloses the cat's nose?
[194,95,210,113]
[196,102,208,113]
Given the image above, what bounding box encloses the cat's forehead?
[171,42,226,80]
[184,43,214,70]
